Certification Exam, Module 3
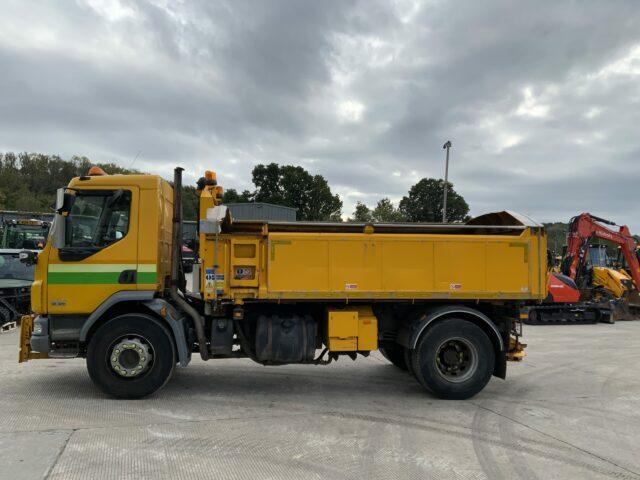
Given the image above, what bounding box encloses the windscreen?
[588,245,611,268]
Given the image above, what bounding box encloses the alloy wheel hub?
[434,338,478,383]
[110,337,152,378]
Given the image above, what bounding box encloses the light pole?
[442,140,452,223]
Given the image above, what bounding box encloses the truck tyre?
[86,313,176,399]
[404,347,418,380]
[411,319,494,400]
[379,343,408,371]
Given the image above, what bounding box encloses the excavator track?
[523,304,609,325]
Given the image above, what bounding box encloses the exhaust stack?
[169,167,210,361]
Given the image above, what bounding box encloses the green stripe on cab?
[137,272,158,284]
[48,272,122,285]
[47,264,157,285]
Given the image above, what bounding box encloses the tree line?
[350,178,469,223]
[5,152,634,254]
[0,152,138,213]
[220,163,470,223]
[0,152,469,223]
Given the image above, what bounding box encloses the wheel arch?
[79,292,191,367]
[397,305,506,378]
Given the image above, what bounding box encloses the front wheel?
[411,319,494,400]
[86,313,176,399]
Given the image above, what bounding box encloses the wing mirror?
[55,188,75,214]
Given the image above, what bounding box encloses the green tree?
[398,178,469,222]
[0,152,142,213]
[182,186,199,221]
[0,153,23,209]
[0,153,348,223]
[221,188,252,204]
[372,198,404,222]
[251,163,342,221]
[352,202,372,222]
[544,222,569,255]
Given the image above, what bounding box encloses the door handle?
[118,269,137,284]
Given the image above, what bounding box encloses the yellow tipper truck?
[19,167,546,399]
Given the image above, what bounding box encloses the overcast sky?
[1,0,639,227]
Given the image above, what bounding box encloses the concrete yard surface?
[1,322,640,480]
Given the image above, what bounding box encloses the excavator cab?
[587,244,610,268]
[586,245,633,301]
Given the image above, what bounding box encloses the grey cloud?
[0,0,639,229]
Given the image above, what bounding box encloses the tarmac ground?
[1,321,640,480]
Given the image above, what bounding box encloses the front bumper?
[30,316,50,353]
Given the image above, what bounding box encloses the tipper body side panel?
[200,228,546,302]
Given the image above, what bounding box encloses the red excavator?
[526,213,640,324]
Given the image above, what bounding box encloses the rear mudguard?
[396,305,507,378]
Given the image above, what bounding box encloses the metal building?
[182,203,297,248]
[224,203,297,221]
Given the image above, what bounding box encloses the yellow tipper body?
[199,215,547,304]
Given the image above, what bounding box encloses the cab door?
[47,186,139,314]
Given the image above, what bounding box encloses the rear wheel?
[87,313,176,399]
[411,319,494,400]
[379,342,408,371]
